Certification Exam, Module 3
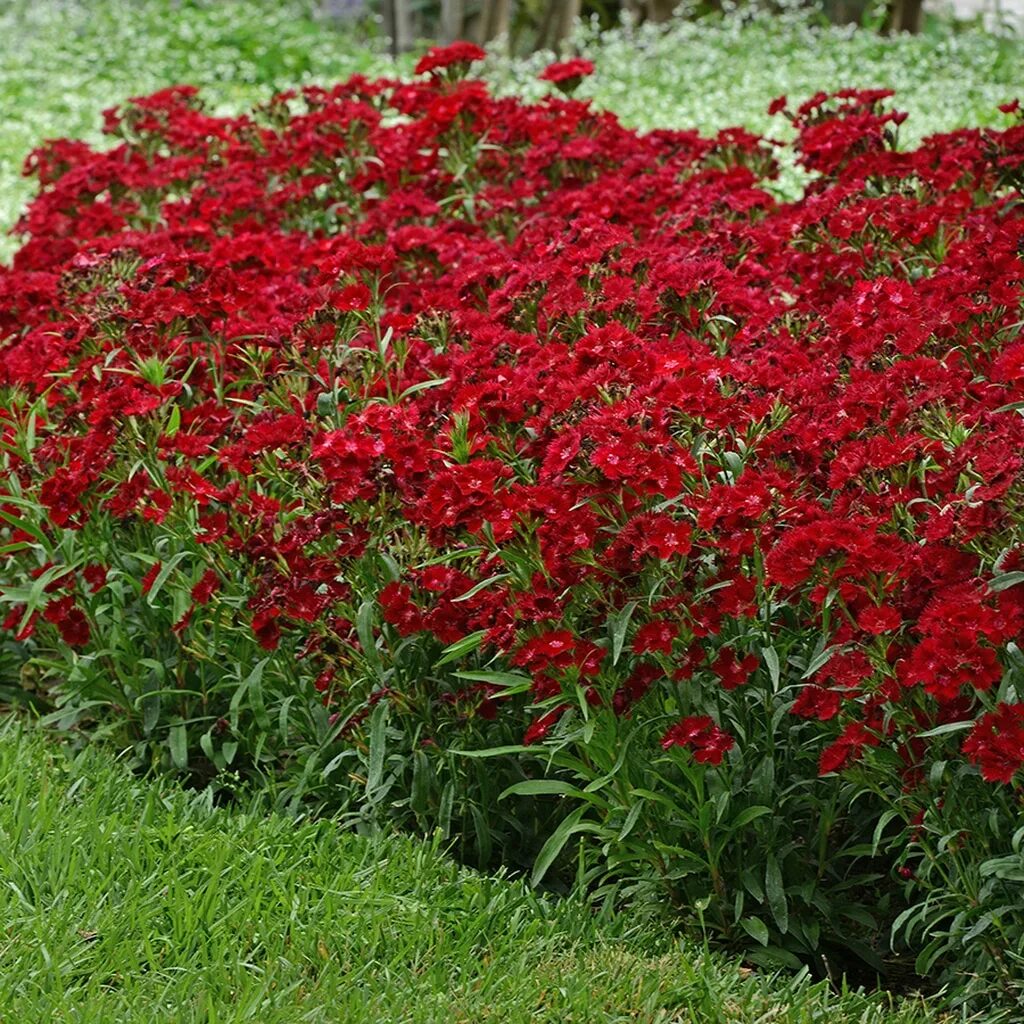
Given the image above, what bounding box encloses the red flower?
[791,684,843,721]
[331,283,372,312]
[41,595,90,646]
[82,563,108,593]
[713,649,758,691]
[539,59,595,85]
[191,569,220,606]
[857,604,901,635]
[819,722,878,775]
[633,619,678,656]
[661,715,734,765]
[963,703,1024,783]
[640,516,693,560]
[524,705,568,745]
[140,562,162,596]
[415,42,486,77]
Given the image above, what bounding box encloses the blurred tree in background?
[363,1,929,52]
[363,0,926,53]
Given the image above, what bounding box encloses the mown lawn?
[0,726,943,1023]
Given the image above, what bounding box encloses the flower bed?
[2,46,1023,1004]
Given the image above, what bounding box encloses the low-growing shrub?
[2,46,1023,1008]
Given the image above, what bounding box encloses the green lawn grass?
[0,726,944,1023]
[1,0,1022,258]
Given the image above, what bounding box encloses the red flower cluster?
[661,715,734,765]
[964,703,1024,783]
[414,42,487,77]
[1,67,1023,792]
[539,58,595,86]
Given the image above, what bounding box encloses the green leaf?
[168,721,188,769]
[801,643,841,679]
[0,509,51,550]
[499,779,606,808]
[761,646,781,689]
[531,805,589,888]
[395,376,449,402]
[744,945,803,970]
[871,808,902,854]
[731,805,772,828]
[366,702,389,797]
[455,670,532,695]
[356,600,382,674]
[915,937,947,976]
[740,916,770,946]
[166,403,181,438]
[915,720,973,739]
[451,573,511,603]
[230,658,270,731]
[434,629,486,667]
[608,600,638,666]
[618,801,644,841]
[765,854,788,933]
[145,551,191,606]
[199,729,216,762]
[449,744,533,758]
[989,571,1024,593]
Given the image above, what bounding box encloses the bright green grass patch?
[0,725,943,1024]
[1,0,1022,257]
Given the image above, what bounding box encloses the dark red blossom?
[191,569,220,605]
[819,722,879,774]
[539,59,595,93]
[633,619,678,656]
[963,703,1024,783]
[524,705,568,745]
[140,562,162,596]
[414,42,486,77]
[661,715,734,765]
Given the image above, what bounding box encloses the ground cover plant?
[1,35,1024,1015]
[4,726,946,1023]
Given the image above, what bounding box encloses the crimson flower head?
[140,561,162,596]
[540,58,594,84]
[524,705,568,745]
[661,715,734,765]
[539,58,594,95]
[963,702,1024,783]
[414,42,487,77]
[998,99,1020,115]
[767,95,788,116]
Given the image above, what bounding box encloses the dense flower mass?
[1,67,1024,836]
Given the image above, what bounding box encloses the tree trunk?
[481,0,513,43]
[320,0,366,18]
[382,0,414,55]
[645,0,677,21]
[440,0,464,43]
[538,0,581,51]
[886,0,923,32]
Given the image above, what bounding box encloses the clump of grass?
[0,725,944,1023]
